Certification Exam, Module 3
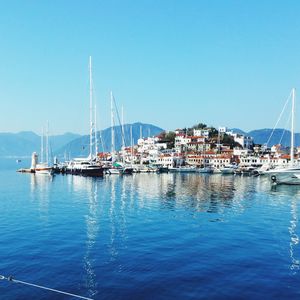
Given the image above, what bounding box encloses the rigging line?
[0,275,93,300]
[266,90,293,146]
[279,111,292,145]
[112,94,126,148]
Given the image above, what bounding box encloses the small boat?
[169,166,197,173]
[197,166,214,174]
[220,164,237,174]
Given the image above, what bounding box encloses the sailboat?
[266,88,300,185]
[66,56,103,177]
[35,123,54,175]
[107,92,133,175]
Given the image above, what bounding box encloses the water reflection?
[83,177,99,298]
[289,198,300,274]
[30,173,54,193]
[67,175,101,298]
[109,176,118,262]
[131,173,257,215]
[30,173,54,218]
[24,171,300,298]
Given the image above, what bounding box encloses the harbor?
[3,1,300,299]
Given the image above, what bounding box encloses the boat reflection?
[75,177,100,299]
[289,197,300,274]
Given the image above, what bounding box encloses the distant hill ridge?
[0,123,163,158]
[56,122,164,158]
[231,128,300,147]
[1,125,297,158]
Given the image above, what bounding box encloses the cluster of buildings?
[99,126,300,171]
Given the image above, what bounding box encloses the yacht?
[265,88,300,185]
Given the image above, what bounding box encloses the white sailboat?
[266,88,300,185]
[35,123,54,175]
[66,56,103,177]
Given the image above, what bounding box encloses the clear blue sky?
[1,0,300,134]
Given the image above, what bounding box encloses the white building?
[193,129,209,137]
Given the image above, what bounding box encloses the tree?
[193,123,207,129]
[159,131,176,148]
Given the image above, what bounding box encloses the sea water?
[0,160,300,299]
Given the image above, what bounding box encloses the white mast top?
[291,88,295,165]
[89,56,93,160]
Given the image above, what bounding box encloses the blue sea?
[0,158,300,299]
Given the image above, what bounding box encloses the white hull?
[198,167,213,174]
[107,168,122,175]
[35,168,54,175]
[169,167,197,173]
[220,168,235,174]
[266,166,300,185]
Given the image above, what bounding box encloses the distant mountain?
[231,128,299,147]
[0,132,39,157]
[55,122,164,158]
[248,128,300,147]
[230,128,247,135]
[0,132,81,157]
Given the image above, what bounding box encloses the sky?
[1,0,300,135]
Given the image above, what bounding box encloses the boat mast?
[110,91,115,158]
[41,127,44,163]
[291,88,295,165]
[94,102,98,158]
[130,125,133,163]
[89,56,93,160]
[121,105,125,163]
[46,121,49,165]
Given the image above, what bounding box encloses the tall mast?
[110,91,115,156]
[121,105,125,163]
[89,56,93,160]
[130,125,133,163]
[94,102,98,157]
[46,121,49,164]
[291,88,295,165]
[121,105,125,149]
[41,127,44,163]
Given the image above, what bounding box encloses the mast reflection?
[289,198,299,274]
[70,176,101,299]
